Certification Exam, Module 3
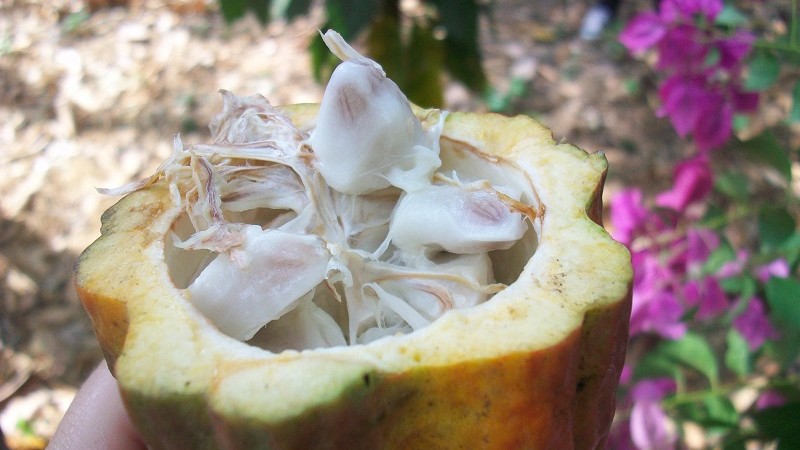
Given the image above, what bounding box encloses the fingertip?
[49,361,145,450]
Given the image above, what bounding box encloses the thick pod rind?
[75,105,632,450]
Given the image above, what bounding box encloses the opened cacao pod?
[75,31,632,450]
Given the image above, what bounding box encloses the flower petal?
[631,288,687,340]
[682,277,728,320]
[756,390,787,410]
[630,400,678,450]
[755,258,791,282]
[693,92,733,151]
[733,297,779,350]
[632,378,678,402]
[661,0,723,22]
[657,25,708,72]
[658,75,707,137]
[620,12,667,53]
[610,189,650,245]
[731,88,760,113]
[717,250,749,278]
[655,155,714,211]
[717,31,755,70]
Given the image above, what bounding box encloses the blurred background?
[1,0,797,448]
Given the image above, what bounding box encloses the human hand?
[49,361,145,450]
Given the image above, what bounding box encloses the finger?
[49,361,145,450]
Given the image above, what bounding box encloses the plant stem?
[662,384,736,408]
[662,374,800,410]
[792,0,799,47]
[754,40,800,56]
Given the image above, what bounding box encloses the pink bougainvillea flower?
[717,31,756,70]
[733,297,779,350]
[620,0,758,152]
[655,156,714,212]
[731,87,760,113]
[631,289,687,339]
[682,276,729,320]
[631,251,670,300]
[607,419,637,450]
[630,252,688,339]
[659,75,746,152]
[619,0,724,56]
[620,364,634,386]
[755,258,791,283]
[692,91,733,151]
[657,25,708,71]
[631,378,677,403]
[668,228,719,281]
[658,75,708,137]
[619,12,667,54]
[660,0,723,23]
[756,390,788,410]
[684,228,719,270]
[717,249,749,278]
[630,378,678,450]
[610,188,651,245]
[631,402,677,450]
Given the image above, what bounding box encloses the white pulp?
[149,30,534,350]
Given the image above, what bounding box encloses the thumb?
[49,361,144,450]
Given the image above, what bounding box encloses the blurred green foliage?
[217,0,487,108]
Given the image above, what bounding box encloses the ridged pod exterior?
[75,105,632,450]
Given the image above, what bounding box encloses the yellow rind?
[75,105,632,450]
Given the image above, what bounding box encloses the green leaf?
[703,241,736,275]
[248,0,271,23]
[403,24,445,107]
[725,329,751,377]
[715,4,749,27]
[661,333,719,385]
[704,47,721,68]
[735,132,792,181]
[759,207,796,250]
[367,17,445,108]
[309,34,335,82]
[367,16,444,108]
[722,438,748,450]
[779,232,800,268]
[765,277,800,332]
[635,333,719,386]
[702,394,740,429]
[633,350,683,382]
[623,78,641,96]
[270,0,312,21]
[62,10,91,33]
[484,77,529,113]
[672,393,738,431]
[745,51,780,91]
[674,401,706,423]
[218,0,248,23]
[720,275,755,297]
[790,81,800,123]
[764,328,800,369]
[311,0,380,81]
[428,0,486,91]
[732,114,750,133]
[16,419,34,437]
[366,14,405,85]
[751,402,800,449]
[714,171,750,201]
[325,0,378,40]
